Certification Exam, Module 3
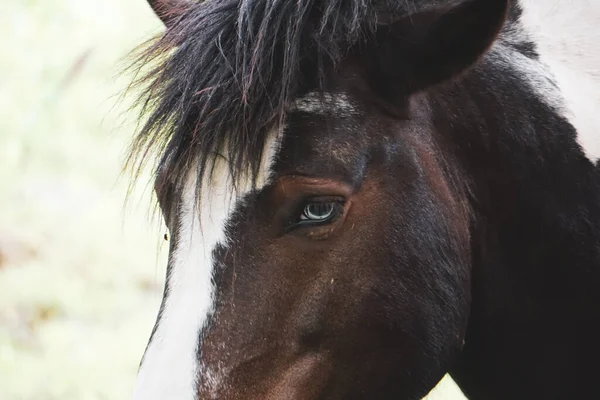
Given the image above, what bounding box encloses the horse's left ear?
[363,0,509,101]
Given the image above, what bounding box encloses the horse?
[127,0,600,398]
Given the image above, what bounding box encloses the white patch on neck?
[487,41,564,112]
[132,131,281,400]
[503,0,600,161]
[291,91,358,115]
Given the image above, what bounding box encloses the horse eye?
[300,201,338,222]
[285,198,346,233]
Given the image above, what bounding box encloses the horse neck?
[428,33,600,398]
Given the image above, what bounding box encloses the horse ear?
[364,0,509,101]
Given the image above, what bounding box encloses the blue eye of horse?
[300,201,338,222]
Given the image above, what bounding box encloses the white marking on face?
[199,361,226,399]
[291,91,358,115]
[498,0,600,162]
[132,130,282,400]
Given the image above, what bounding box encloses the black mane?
[128,0,424,203]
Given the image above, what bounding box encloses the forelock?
[126,0,430,205]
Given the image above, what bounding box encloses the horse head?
[132,0,509,398]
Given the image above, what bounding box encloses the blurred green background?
[1,1,168,399]
[0,1,466,399]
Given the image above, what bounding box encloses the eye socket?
[272,178,353,237]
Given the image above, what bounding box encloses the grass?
[0,1,466,399]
